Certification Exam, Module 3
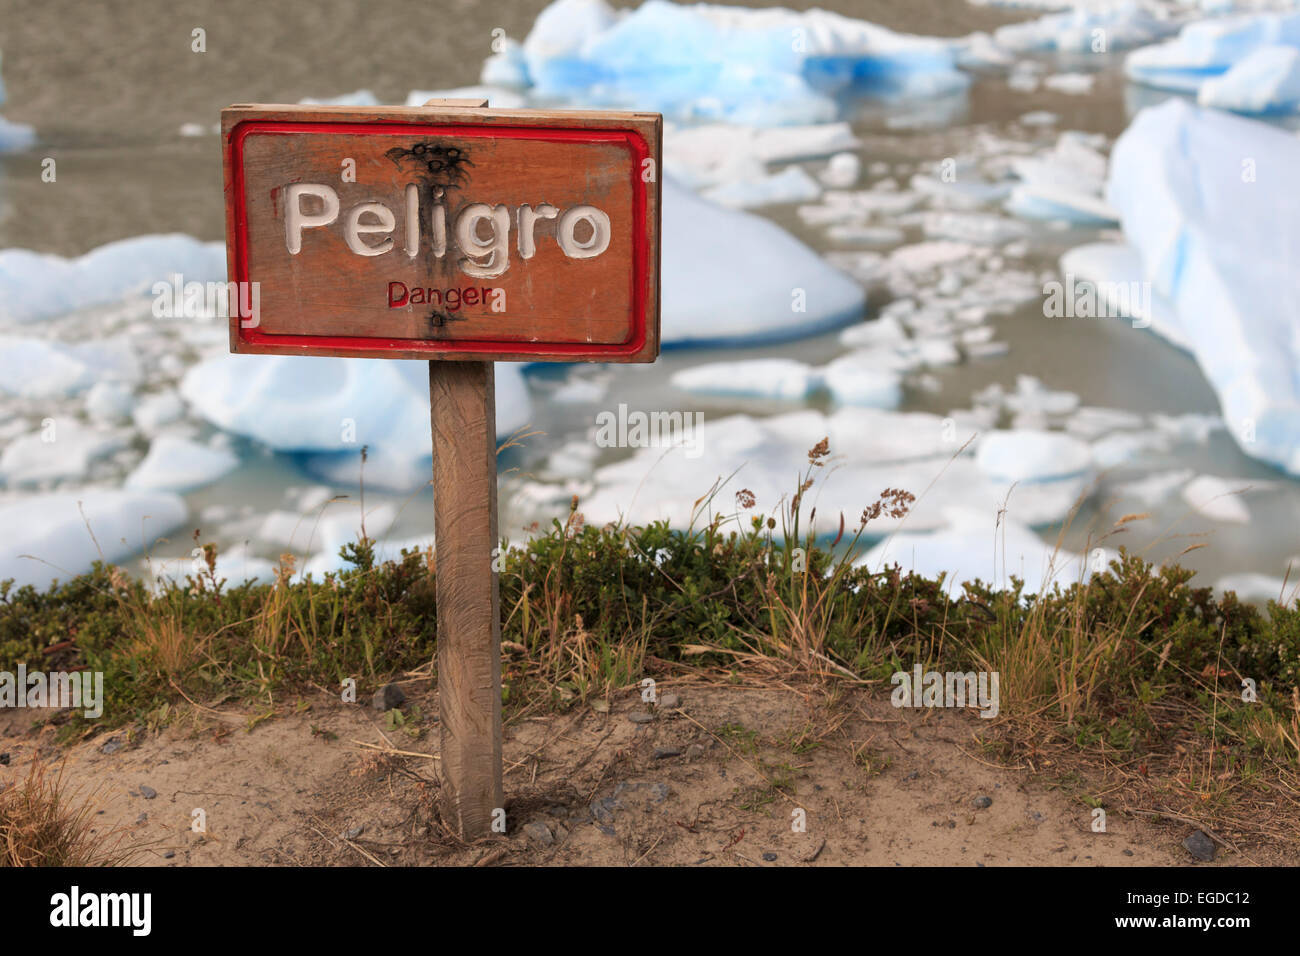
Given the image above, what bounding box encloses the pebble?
[523,821,554,846]
[659,692,680,710]
[99,737,123,755]
[762,852,778,862]
[343,826,364,840]
[371,683,406,711]
[0,752,8,766]
[163,851,175,860]
[1122,849,1134,857]
[627,711,654,724]
[136,813,148,824]
[140,785,157,800]
[1182,830,1217,862]
[685,744,704,760]
[971,795,993,809]
[653,747,682,760]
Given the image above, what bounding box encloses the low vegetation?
[1,439,1297,861]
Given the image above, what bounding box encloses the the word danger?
[284,183,612,278]
[387,283,503,311]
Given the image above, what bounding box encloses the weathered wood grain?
[430,359,503,840]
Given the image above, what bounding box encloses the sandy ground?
[0,678,1258,867]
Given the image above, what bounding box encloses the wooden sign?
[222,103,661,363]
[222,100,663,842]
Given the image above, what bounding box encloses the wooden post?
[419,97,502,841]
[221,96,660,841]
[430,359,502,840]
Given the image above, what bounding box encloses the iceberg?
[179,354,532,491]
[660,176,864,346]
[1125,11,1300,107]
[0,490,188,590]
[515,0,968,125]
[1199,44,1300,112]
[1104,99,1300,475]
[125,436,240,493]
[0,234,226,324]
[0,421,127,487]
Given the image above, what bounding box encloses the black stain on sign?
[385,142,473,189]
[386,141,475,336]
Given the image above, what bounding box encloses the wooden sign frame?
[222,103,662,364]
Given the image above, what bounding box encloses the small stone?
[653,747,682,760]
[163,851,175,860]
[99,737,123,755]
[136,813,148,824]
[798,838,826,863]
[590,797,618,824]
[1122,849,1134,857]
[371,683,406,711]
[685,744,704,760]
[343,826,364,840]
[1183,830,1217,862]
[762,852,778,862]
[659,692,680,710]
[971,795,993,809]
[140,785,157,800]
[904,771,919,781]
[555,824,569,841]
[523,821,554,846]
[0,752,8,766]
[627,710,654,724]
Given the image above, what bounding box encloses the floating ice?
[994,3,1176,55]
[975,429,1093,483]
[670,359,819,400]
[0,421,127,486]
[1199,44,1300,112]
[700,165,822,209]
[1105,99,1300,474]
[1126,11,1300,105]
[514,0,968,125]
[1182,474,1251,523]
[1005,131,1117,225]
[1059,242,1187,348]
[557,408,1088,535]
[820,152,862,188]
[0,490,188,589]
[0,235,226,324]
[1044,72,1096,94]
[857,509,1100,595]
[0,337,138,399]
[661,177,864,346]
[180,355,531,491]
[125,436,240,493]
[664,121,858,189]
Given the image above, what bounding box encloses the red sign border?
[227,116,655,361]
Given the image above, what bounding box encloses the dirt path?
[0,682,1250,866]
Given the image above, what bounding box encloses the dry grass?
[0,758,136,866]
